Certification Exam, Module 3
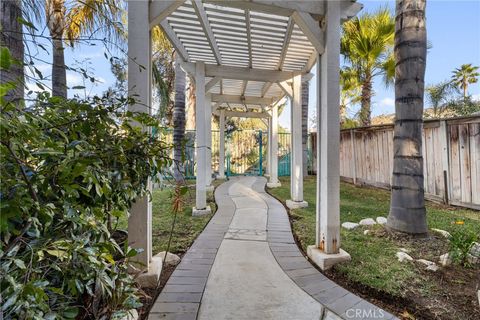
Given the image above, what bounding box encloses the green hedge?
[1,92,170,319]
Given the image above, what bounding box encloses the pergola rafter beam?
[277,81,292,98]
[277,17,295,70]
[241,80,248,96]
[149,0,185,29]
[292,10,325,54]
[206,76,221,92]
[246,10,253,68]
[192,0,222,64]
[160,20,190,62]
[261,82,273,97]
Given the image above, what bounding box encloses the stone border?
[259,180,398,320]
[148,180,236,320]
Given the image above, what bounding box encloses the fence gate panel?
[226,129,266,176]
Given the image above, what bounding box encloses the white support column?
[307,1,350,270]
[127,0,161,287]
[266,115,272,177]
[286,74,308,209]
[267,103,281,188]
[193,62,212,216]
[205,94,213,190]
[218,109,226,179]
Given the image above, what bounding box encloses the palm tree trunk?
[185,77,196,130]
[0,0,24,104]
[359,74,372,126]
[387,0,427,235]
[173,55,186,182]
[46,0,67,98]
[301,81,309,176]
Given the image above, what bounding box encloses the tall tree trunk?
[359,74,372,126]
[301,80,309,176]
[173,55,186,182]
[0,0,24,104]
[46,0,67,98]
[387,0,427,235]
[185,77,196,130]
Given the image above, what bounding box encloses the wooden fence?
[313,116,480,210]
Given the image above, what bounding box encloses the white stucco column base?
[134,254,163,288]
[267,182,282,188]
[216,174,226,180]
[286,200,308,209]
[307,246,351,271]
[192,205,212,216]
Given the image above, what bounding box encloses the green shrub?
[448,226,479,267]
[1,92,171,319]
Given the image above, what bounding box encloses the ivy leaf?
[63,307,79,319]
[13,259,26,269]
[0,47,12,70]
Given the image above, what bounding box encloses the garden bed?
[268,177,480,320]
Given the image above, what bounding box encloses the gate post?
[218,109,226,179]
[267,103,281,187]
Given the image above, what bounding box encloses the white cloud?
[471,93,480,101]
[379,97,395,108]
[67,73,85,87]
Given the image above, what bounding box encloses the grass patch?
[269,176,480,319]
[119,183,215,255]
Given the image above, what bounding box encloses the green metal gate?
[226,129,266,176]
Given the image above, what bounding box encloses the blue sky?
[29,1,480,129]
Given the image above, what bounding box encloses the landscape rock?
[342,222,359,230]
[439,253,452,266]
[363,230,370,235]
[400,248,410,253]
[417,259,439,271]
[467,253,479,265]
[470,242,480,257]
[359,218,376,226]
[376,217,387,225]
[426,264,439,271]
[431,228,451,238]
[396,252,413,262]
[158,251,181,267]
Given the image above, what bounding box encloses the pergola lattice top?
[152,0,362,110]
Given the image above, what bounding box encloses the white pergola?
[128,0,362,282]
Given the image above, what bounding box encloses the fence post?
[439,120,450,204]
[350,129,357,184]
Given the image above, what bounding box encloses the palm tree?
[43,0,124,98]
[340,67,361,125]
[172,54,186,182]
[341,8,395,126]
[425,81,458,117]
[451,64,479,99]
[0,0,24,104]
[387,0,428,235]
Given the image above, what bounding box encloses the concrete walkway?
[149,177,396,320]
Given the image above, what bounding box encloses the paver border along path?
[149,177,396,320]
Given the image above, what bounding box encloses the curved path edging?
[149,177,397,320]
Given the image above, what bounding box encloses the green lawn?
[268,176,480,318]
[119,184,215,255]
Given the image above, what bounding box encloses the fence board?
[330,116,480,209]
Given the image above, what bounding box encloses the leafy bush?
[448,227,479,267]
[1,92,170,319]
